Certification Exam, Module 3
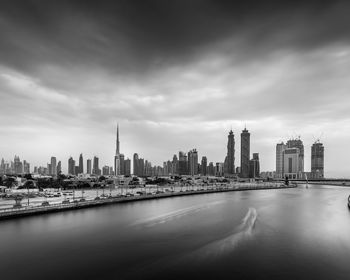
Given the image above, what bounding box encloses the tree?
[99,176,106,182]
[24,174,33,180]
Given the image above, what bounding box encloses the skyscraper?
[201,156,207,176]
[23,160,30,174]
[68,157,75,175]
[178,151,188,175]
[114,124,121,176]
[78,153,84,174]
[87,159,92,174]
[311,141,324,179]
[14,156,23,174]
[208,162,215,176]
[276,142,286,178]
[102,166,110,176]
[120,154,125,175]
[249,153,260,178]
[57,161,61,174]
[51,156,57,176]
[188,149,198,176]
[226,130,235,175]
[172,155,178,175]
[124,158,131,176]
[240,127,250,178]
[283,148,300,179]
[93,156,99,175]
[287,138,304,173]
[133,153,139,175]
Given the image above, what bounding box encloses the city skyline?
[0,126,329,178]
[0,1,349,178]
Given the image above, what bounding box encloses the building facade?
[188,149,198,176]
[240,128,250,178]
[276,142,286,178]
[226,130,235,175]
[201,156,207,176]
[311,141,324,179]
[249,153,260,178]
[114,124,121,176]
[283,148,300,179]
[286,138,304,173]
[68,157,75,175]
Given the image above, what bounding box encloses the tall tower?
[226,130,235,175]
[201,156,207,176]
[78,153,83,174]
[114,124,121,176]
[286,138,304,173]
[68,157,75,175]
[311,141,324,178]
[276,142,286,178]
[51,156,57,176]
[87,159,92,175]
[188,149,198,176]
[240,127,250,178]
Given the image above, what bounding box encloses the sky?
[0,0,350,177]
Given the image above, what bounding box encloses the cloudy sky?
[0,0,350,177]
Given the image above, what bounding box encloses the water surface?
[1,184,350,280]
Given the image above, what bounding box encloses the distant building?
[92,156,100,175]
[102,165,110,176]
[114,124,121,176]
[226,130,235,175]
[124,158,131,176]
[286,138,304,173]
[283,148,300,179]
[68,157,75,175]
[87,159,92,175]
[240,128,250,178]
[172,155,178,175]
[51,156,57,176]
[178,151,188,175]
[311,141,324,179]
[133,153,139,176]
[14,156,23,174]
[23,160,30,174]
[188,149,198,176]
[201,156,207,176]
[276,142,286,178]
[249,153,260,178]
[120,154,125,175]
[57,161,61,174]
[215,162,224,177]
[78,153,83,174]
[208,162,215,176]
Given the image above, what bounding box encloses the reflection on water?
[0,185,350,280]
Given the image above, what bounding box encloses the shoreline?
[0,184,296,221]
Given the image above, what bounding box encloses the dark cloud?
[1,0,350,81]
[1,0,350,176]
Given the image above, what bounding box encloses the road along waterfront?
[0,182,294,220]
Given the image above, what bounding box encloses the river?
[0,184,349,280]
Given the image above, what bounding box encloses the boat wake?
[132,200,225,227]
[193,207,258,259]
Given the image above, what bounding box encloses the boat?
[348,195,350,209]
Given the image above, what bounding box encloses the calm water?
[1,184,350,280]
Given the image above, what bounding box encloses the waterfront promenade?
[0,182,296,220]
